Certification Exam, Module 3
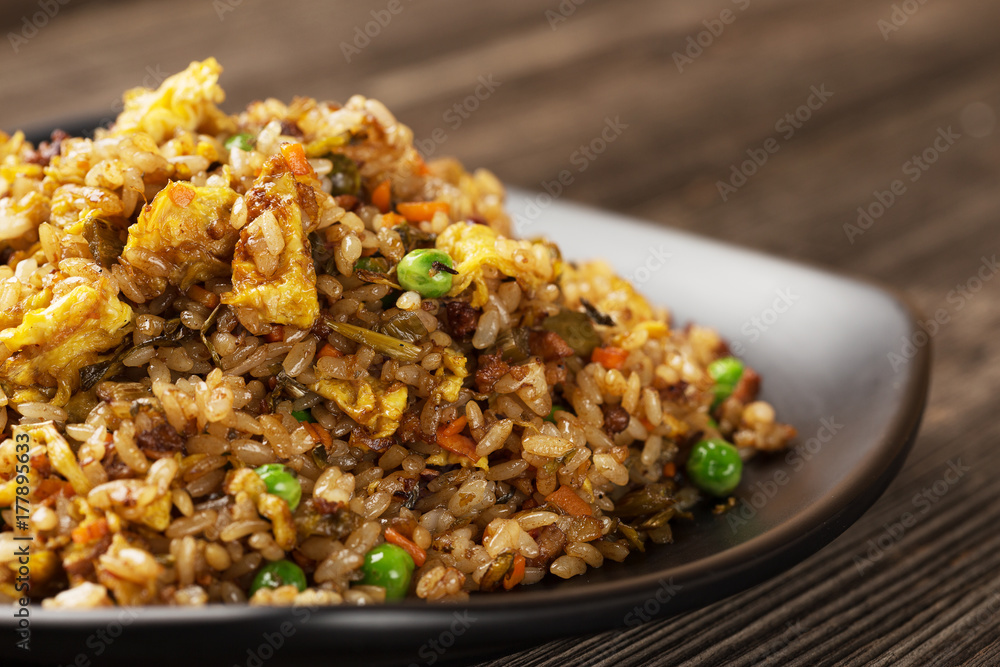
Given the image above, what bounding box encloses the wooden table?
[2,0,999,664]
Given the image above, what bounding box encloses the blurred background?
[2,0,999,664]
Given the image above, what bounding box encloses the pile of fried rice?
[0,59,795,608]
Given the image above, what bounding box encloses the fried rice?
[0,59,796,609]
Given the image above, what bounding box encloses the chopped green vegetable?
[82,217,125,269]
[311,444,330,469]
[354,256,390,275]
[323,318,423,362]
[396,249,455,298]
[309,231,338,276]
[377,311,428,343]
[496,327,530,363]
[686,438,742,496]
[545,404,568,423]
[326,153,361,196]
[254,464,302,510]
[291,410,316,423]
[358,543,414,600]
[380,289,402,310]
[708,356,744,409]
[393,224,436,253]
[542,309,600,357]
[611,482,674,518]
[708,357,744,386]
[224,132,255,152]
[249,559,307,596]
[479,552,514,592]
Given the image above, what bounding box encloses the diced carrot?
[662,462,676,478]
[439,415,467,437]
[414,155,431,176]
[545,485,593,517]
[438,433,478,460]
[265,325,284,343]
[379,211,407,227]
[186,284,220,310]
[34,479,73,501]
[503,553,526,590]
[280,142,312,176]
[436,415,478,459]
[169,183,195,208]
[301,421,321,444]
[314,424,333,450]
[385,526,427,567]
[639,417,654,431]
[372,179,392,213]
[591,346,629,370]
[71,518,108,544]
[396,201,450,223]
[317,343,343,359]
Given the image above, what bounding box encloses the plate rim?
[1,124,931,663]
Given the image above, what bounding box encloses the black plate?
[1,179,929,666]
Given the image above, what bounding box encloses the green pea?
[249,559,307,596]
[224,132,255,152]
[358,543,415,600]
[395,249,455,298]
[254,464,302,510]
[291,410,316,423]
[707,356,744,408]
[686,438,743,496]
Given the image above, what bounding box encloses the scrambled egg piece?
[111,57,235,145]
[432,348,468,404]
[221,155,319,334]
[0,260,132,405]
[435,222,557,307]
[560,260,657,326]
[309,376,407,438]
[0,144,49,247]
[119,181,239,298]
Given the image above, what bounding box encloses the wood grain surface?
[2,0,999,665]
